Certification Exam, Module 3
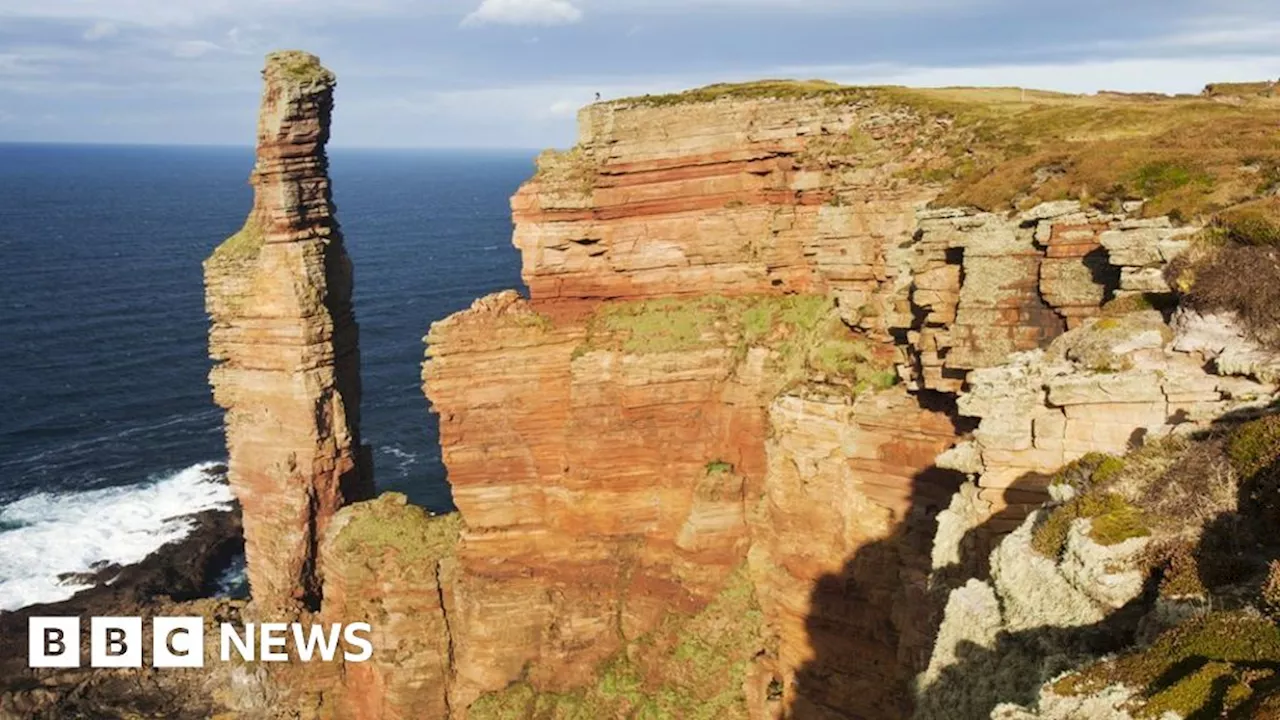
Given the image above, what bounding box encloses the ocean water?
[0,144,532,611]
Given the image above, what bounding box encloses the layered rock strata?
[425,96,971,717]
[205,51,372,615]
[191,80,1279,719]
[891,201,1196,396]
[511,96,951,332]
[315,493,459,720]
[422,95,1279,719]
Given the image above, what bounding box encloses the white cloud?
[818,55,1280,95]
[462,0,583,26]
[83,21,119,40]
[547,99,579,116]
[171,40,222,59]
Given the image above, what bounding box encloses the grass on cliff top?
[266,50,334,84]
[331,493,462,565]
[1168,202,1280,350]
[608,79,1280,223]
[885,87,1280,221]
[467,566,766,720]
[576,294,897,395]
[1030,453,1150,559]
[1055,611,1280,719]
[210,216,264,263]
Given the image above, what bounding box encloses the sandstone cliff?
[416,84,1280,720]
[203,69,1280,720]
[205,50,373,616]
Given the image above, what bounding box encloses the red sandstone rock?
[511,100,946,342]
[205,51,372,617]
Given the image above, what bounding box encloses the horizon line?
[0,140,548,153]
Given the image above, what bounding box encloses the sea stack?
[204,51,372,615]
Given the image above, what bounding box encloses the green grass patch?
[579,294,894,395]
[704,460,734,475]
[1032,490,1148,559]
[211,216,264,262]
[1132,160,1213,198]
[331,493,461,565]
[1055,612,1280,718]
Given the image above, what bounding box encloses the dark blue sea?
[0,144,532,610]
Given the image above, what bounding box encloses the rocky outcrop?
[205,51,372,616]
[755,391,960,718]
[916,513,1152,720]
[315,493,459,720]
[929,309,1278,554]
[422,92,1280,718]
[892,202,1196,396]
[512,95,949,331]
[423,94,971,717]
[179,73,1280,719]
[0,494,245,719]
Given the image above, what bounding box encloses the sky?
[0,0,1278,148]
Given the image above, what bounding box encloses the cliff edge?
[198,67,1280,720]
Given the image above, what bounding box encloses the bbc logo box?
[28,617,205,669]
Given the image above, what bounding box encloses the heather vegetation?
[1169,222,1280,350]
[1042,412,1280,717]
[616,79,1280,227]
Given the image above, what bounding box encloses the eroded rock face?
[205,51,372,616]
[754,391,960,718]
[513,97,949,329]
[422,95,975,717]
[423,291,776,709]
[315,494,459,720]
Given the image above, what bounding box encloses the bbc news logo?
[29,617,373,668]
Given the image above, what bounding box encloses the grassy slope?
[612,80,1280,225]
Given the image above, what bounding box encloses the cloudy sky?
[1,0,1278,148]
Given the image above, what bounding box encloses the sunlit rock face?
[205,51,372,617]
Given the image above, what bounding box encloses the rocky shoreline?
[0,497,244,719]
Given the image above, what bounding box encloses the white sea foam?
[0,462,233,612]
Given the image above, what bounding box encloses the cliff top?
[263,50,335,88]
[588,79,1280,226]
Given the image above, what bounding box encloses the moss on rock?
[330,493,461,565]
[468,566,766,720]
[211,216,265,262]
[578,294,895,397]
[265,50,334,86]
[1056,612,1280,718]
[1031,490,1149,559]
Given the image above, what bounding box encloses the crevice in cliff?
[436,557,456,718]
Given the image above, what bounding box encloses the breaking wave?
[0,462,232,612]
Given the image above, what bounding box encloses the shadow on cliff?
[784,449,1155,719]
[784,390,1043,720]
[786,404,1280,720]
